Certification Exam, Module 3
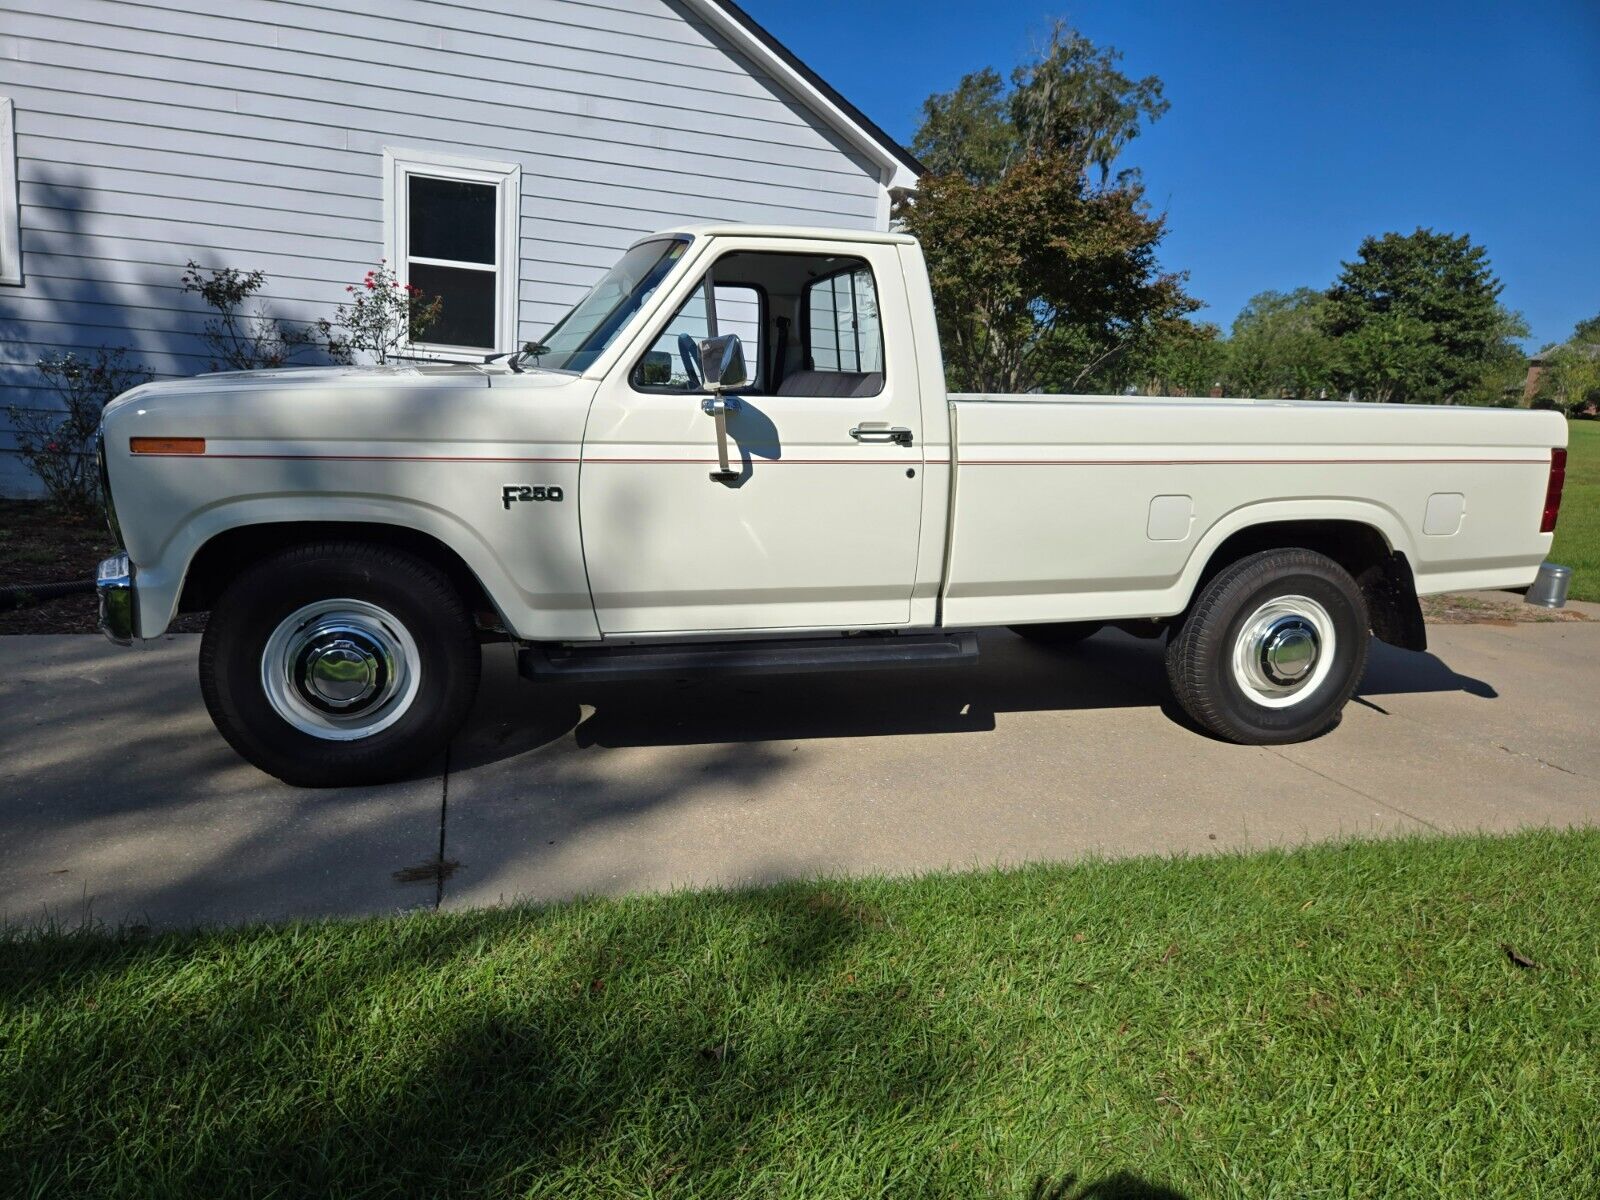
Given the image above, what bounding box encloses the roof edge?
[688,0,925,188]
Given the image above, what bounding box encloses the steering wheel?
[677,334,701,389]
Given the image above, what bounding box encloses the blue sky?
[746,0,1600,350]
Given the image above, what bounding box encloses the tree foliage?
[901,22,1191,394]
[1089,317,1223,397]
[1322,229,1522,403]
[1570,311,1600,345]
[906,157,1193,393]
[1225,288,1338,399]
[1541,346,1600,415]
[912,23,1168,185]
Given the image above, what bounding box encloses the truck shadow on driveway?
[0,628,1497,933]
[456,629,1497,760]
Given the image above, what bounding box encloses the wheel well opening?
[179,522,498,623]
[1196,519,1426,652]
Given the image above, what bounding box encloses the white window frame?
[0,98,21,287]
[382,147,520,359]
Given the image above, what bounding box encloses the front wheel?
[199,543,481,787]
[1166,549,1369,744]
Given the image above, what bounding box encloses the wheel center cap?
[299,635,383,709]
[1261,620,1318,683]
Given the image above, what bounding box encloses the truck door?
[579,238,924,635]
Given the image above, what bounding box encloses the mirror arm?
[702,387,740,483]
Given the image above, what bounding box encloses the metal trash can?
[1525,563,1572,609]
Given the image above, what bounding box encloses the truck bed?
[941,394,1566,627]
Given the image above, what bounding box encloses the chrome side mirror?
[698,334,748,391]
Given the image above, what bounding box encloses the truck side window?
[804,267,883,377]
[631,281,763,391]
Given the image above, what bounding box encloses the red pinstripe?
[132,452,1545,467]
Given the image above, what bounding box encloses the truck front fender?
[133,495,599,642]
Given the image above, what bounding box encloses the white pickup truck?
[96,225,1571,786]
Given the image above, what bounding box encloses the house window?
[0,98,20,287]
[383,148,520,357]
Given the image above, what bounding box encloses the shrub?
[330,262,443,364]
[180,261,350,372]
[11,349,152,517]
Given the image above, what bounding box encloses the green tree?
[911,22,1168,186]
[1541,346,1600,415]
[1333,312,1435,405]
[1224,288,1338,399]
[901,21,1193,393]
[910,68,1013,185]
[1322,229,1517,402]
[1569,311,1600,345]
[1093,317,1224,396]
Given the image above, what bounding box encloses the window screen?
[406,174,498,350]
[805,267,881,374]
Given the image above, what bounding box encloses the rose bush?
[12,348,153,517]
[330,262,444,364]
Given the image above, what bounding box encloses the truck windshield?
[531,237,692,373]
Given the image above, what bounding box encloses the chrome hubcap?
[294,628,390,712]
[1259,616,1319,684]
[1232,596,1336,708]
[262,600,420,740]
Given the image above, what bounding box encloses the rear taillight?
[1540,448,1567,533]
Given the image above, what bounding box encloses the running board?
[519,631,979,683]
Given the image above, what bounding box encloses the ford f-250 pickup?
[95,225,1571,786]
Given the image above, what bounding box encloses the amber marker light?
[130,437,206,455]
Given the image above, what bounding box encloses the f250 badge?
[502,485,565,509]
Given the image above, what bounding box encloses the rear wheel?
[1009,621,1104,646]
[1166,548,1369,744]
[199,542,481,787]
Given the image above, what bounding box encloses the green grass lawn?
[4,831,1597,1199]
[1552,419,1600,602]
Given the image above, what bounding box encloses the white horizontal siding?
[0,0,890,493]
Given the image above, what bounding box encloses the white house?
[0,0,921,494]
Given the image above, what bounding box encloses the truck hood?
[103,361,577,417]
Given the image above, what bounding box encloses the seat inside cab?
[630,250,885,399]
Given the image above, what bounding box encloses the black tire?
[1166,548,1369,744]
[198,542,481,787]
[1009,621,1104,646]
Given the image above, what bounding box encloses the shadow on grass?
[1032,1173,1190,1200]
[0,885,1197,1199]
[0,881,1197,1197]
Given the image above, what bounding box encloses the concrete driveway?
[3,606,1597,930]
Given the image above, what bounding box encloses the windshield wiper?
[483,342,549,373]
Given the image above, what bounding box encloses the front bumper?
[1525,562,1572,609]
[97,554,138,645]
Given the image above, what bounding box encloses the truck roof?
[636,223,918,247]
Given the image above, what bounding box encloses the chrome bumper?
[97,553,138,645]
[1525,562,1572,609]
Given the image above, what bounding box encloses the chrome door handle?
[702,393,741,482]
[850,425,914,447]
